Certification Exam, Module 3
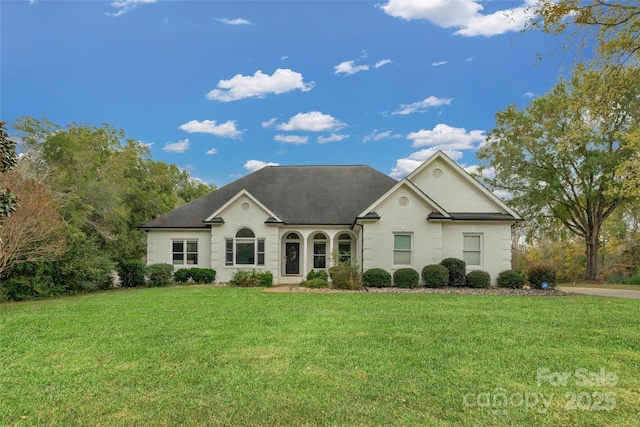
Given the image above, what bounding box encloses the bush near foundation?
[465,270,491,288]
[393,268,419,288]
[440,258,466,287]
[497,270,526,289]
[422,264,449,288]
[146,264,174,287]
[363,268,392,288]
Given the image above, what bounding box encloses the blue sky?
[2,0,571,187]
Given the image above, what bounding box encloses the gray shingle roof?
[141,165,398,229]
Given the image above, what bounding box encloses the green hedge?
[363,268,392,288]
[465,270,491,288]
[118,260,147,288]
[228,270,273,287]
[173,268,217,284]
[422,264,449,288]
[497,270,526,289]
[440,258,466,287]
[146,264,174,287]
[393,268,419,288]
[300,278,329,289]
[527,264,557,289]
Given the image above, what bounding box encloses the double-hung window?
[313,233,327,269]
[337,233,352,264]
[393,234,412,265]
[172,240,198,265]
[463,234,482,266]
[225,228,265,266]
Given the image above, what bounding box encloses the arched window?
[338,233,352,264]
[313,233,327,269]
[225,228,265,266]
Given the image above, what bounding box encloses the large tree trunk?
[585,234,600,281]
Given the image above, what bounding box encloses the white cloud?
[334,56,392,75]
[407,123,485,148]
[431,61,449,67]
[318,133,350,144]
[390,148,463,179]
[379,0,534,37]
[363,129,403,143]
[278,111,345,132]
[523,91,535,98]
[206,69,314,102]
[206,148,218,155]
[334,60,369,75]
[465,57,475,62]
[179,119,243,139]
[106,0,156,17]
[244,159,280,172]
[216,18,251,25]
[274,134,309,144]
[162,139,190,153]
[392,96,453,115]
[261,117,278,128]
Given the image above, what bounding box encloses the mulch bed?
[292,286,571,296]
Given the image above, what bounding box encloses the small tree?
[0,171,67,277]
[0,121,18,218]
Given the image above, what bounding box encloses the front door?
[285,242,300,275]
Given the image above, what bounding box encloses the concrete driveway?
[559,287,640,299]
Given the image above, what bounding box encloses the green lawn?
[1,287,638,426]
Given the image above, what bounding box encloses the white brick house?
[141,151,521,284]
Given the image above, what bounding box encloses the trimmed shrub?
[314,270,329,281]
[118,260,147,288]
[440,258,466,287]
[330,264,363,290]
[255,270,273,287]
[300,278,329,289]
[173,268,191,283]
[190,268,216,284]
[465,270,491,288]
[497,270,526,289]
[363,268,392,288]
[146,263,174,287]
[228,270,272,287]
[393,268,419,288]
[306,270,317,280]
[527,263,557,289]
[228,270,260,287]
[422,264,449,288]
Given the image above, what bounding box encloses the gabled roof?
[141,165,398,229]
[204,189,283,224]
[357,178,450,220]
[407,150,522,220]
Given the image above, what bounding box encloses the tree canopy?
[478,64,639,280]
[1,117,215,298]
[531,0,640,64]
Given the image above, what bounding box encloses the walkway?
[559,287,640,300]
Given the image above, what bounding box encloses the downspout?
[355,221,364,275]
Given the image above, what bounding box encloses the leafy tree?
[478,64,639,280]
[530,0,640,64]
[14,117,215,265]
[0,121,18,217]
[0,170,67,277]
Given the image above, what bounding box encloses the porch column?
[302,233,308,277]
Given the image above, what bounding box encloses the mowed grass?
[1,287,639,426]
